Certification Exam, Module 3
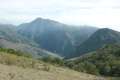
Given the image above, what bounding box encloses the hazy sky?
[0,0,120,31]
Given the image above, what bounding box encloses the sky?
[0,0,120,31]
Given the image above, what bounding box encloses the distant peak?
[92,28,120,38]
[96,28,117,33]
[31,17,65,26]
[99,28,112,31]
[32,17,43,23]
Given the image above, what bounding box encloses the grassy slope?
[0,64,107,80]
[0,52,107,80]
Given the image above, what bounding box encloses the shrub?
[0,48,32,58]
[40,56,64,66]
[43,64,50,71]
[0,53,18,65]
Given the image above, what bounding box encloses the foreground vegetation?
[65,44,120,77]
[1,46,118,78]
[0,48,51,71]
[0,48,107,80]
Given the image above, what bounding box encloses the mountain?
[66,44,120,76]
[17,18,98,58]
[0,24,59,58]
[1,18,120,59]
[17,18,74,57]
[0,24,38,46]
[64,26,98,45]
[75,28,120,58]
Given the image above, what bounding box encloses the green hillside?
[75,28,120,58]
[66,44,120,77]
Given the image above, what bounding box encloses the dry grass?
[0,63,107,80]
[0,52,108,80]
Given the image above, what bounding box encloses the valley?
[0,18,120,79]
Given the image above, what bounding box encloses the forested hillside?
[66,44,120,77]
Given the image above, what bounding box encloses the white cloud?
[0,0,120,31]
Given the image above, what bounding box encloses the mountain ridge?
[75,28,120,58]
[1,17,120,59]
[17,18,98,58]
